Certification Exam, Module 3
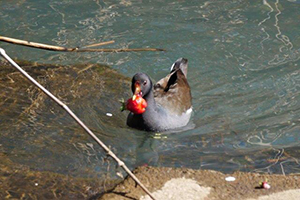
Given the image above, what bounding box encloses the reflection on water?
[0,0,300,197]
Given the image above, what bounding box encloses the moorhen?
[126,58,192,132]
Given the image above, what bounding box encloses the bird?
[126,58,192,132]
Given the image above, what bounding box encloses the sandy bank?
[100,166,300,200]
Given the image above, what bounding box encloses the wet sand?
[100,166,300,200]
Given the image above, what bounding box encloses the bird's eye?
[143,80,147,85]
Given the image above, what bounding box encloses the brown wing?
[153,69,191,115]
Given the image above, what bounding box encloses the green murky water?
[0,0,300,198]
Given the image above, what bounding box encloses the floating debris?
[106,113,113,117]
[225,176,236,182]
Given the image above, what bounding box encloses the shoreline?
[100,166,300,200]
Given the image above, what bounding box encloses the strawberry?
[126,94,147,114]
[262,181,271,189]
[259,180,271,189]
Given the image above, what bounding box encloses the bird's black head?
[131,73,152,97]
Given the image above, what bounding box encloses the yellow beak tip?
[132,95,136,100]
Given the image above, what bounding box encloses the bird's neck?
[143,90,156,108]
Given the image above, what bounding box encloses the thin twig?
[81,40,115,48]
[0,35,165,52]
[0,48,156,200]
[75,48,165,52]
[0,36,76,51]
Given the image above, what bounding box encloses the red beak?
[132,82,142,99]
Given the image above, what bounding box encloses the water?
[0,0,300,196]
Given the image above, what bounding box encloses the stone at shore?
[100,166,300,200]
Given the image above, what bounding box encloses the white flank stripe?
[186,107,193,114]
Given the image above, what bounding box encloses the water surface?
[0,0,300,196]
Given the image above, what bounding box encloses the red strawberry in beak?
[126,94,147,114]
[125,82,147,114]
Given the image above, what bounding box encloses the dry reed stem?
[0,35,164,52]
[81,40,115,48]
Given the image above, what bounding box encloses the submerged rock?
[0,60,131,198]
[0,152,119,199]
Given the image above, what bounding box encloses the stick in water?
[0,48,156,200]
[0,35,165,52]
